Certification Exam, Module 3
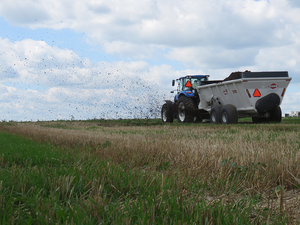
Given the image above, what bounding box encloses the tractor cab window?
[179,77,207,91]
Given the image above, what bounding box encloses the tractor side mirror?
[172,80,175,86]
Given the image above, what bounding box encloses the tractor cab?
[172,75,209,100]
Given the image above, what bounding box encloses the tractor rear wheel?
[161,103,174,123]
[177,96,196,123]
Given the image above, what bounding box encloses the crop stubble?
[1,120,300,223]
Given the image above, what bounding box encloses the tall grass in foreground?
[0,132,276,224]
[1,119,300,224]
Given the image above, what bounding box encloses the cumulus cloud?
[281,92,300,113]
[166,46,259,70]
[1,0,293,76]
[0,0,50,25]
[254,44,300,78]
[2,0,300,47]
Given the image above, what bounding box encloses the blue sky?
[0,0,299,121]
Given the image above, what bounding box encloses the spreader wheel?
[220,104,238,124]
[269,106,282,122]
[210,104,222,124]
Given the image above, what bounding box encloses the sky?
[0,0,299,121]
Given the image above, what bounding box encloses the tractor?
[161,75,210,123]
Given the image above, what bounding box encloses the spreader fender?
[255,93,280,114]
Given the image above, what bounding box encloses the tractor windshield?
[179,77,207,91]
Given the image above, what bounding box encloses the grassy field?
[0,117,300,224]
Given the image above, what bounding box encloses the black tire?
[220,104,238,124]
[210,104,222,124]
[270,106,282,122]
[177,96,196,123]
[161,103,174,123]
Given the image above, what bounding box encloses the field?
[0,117,300,224]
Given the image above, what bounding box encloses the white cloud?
[2,0,299,49]
[281,92,300,113]
[255,45,300,70]
[0,0,50,25]
[166,46,259,70]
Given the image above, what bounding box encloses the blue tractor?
[161,75,210,123]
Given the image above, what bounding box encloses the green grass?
[0,131,287,224]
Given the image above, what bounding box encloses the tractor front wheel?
[161,103,174,123]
